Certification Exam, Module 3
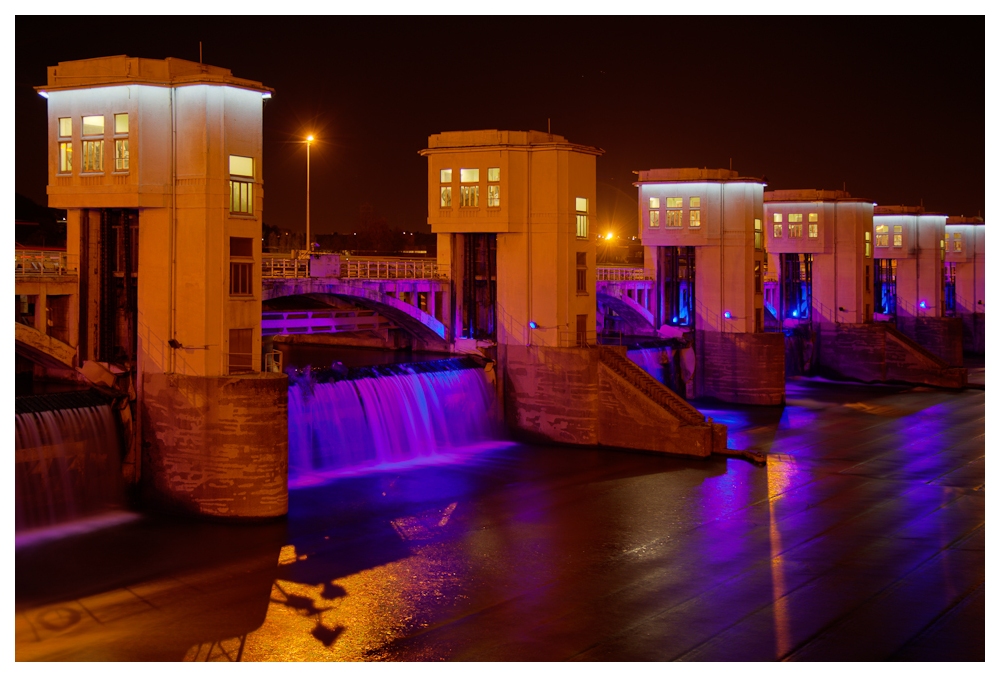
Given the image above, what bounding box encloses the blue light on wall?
[919,300,927,309]
[529,321,538,329]
[724,311,732,319]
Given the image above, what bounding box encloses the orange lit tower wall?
[38,56,287,519]
[635,169,784,405]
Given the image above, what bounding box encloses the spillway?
[287,357,502,483]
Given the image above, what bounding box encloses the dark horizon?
[16,15,985,237]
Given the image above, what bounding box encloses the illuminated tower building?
[873,206,963,367]
[763,190,875,377]
[37,55,287,518]
[635,168,784,405]
[420,130,601,352]
[944,215,986,353]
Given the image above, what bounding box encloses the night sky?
[15,15,985,237]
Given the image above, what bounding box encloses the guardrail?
[342,258,439,280]
[261,309,393,336]
[16,250,72,276]
[261,256,440,280]
[596,266,649,281]
[261,257,310,279]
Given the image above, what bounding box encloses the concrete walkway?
[15,373,985,661]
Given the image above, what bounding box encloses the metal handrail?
[596,266,649,281]
[15,250,72,276]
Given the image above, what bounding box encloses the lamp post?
[305,135,314,259]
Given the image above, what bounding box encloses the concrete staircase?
[884,325,968,389]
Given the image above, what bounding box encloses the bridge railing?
[261,257,309,279]
[342,258,439,280]
[596,266,649,281]
[16,250,72,276]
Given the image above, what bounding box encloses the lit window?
[460,185,479,207]
[808,223,818,238]
[865,231,872,258]
[229,237,254,296]
[58,117,72,137]
[82,115,104,136]
[649,210,660,228]
[690,197,701,208]
[773,213,783,223]
[875,224,888,233]
[59,142,72,173]
[944,233,950,252]
[82,141,104,172]
[773,222,782,238]
[876,234,889,247]
[689,209,701,228]
[893,225,902,233]
[113,113,129,172]
[440,168,452,183]
[754,218,763,250]
[576,197,588,239]
[954,233,963,253]
[460,168,479,183]
[441,186,452,207]
[229,155,254,215]
[666,210,682,227]
[789,214,802,238]
[893,234,902,247]
[228,328,254,374]
[808,213,818,222]
[666,197,683,208]
[649,197,660,209]
[487,167,500,207]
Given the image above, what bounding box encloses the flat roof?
[420,130,604,156]
[764,189,870,203]
[874,205,947,217]
[633,168,764,184]
[946,216,986,225]
[37,55,273,94]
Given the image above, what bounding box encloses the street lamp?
[305,134,314,258]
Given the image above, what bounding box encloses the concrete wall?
[503,345,719,458]
[141,372,288,518]
[946,219,985,353]
[696,331,785,405]
[815,322,966,388]
[895,316,964,367]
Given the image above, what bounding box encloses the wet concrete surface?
[15,370,985,661]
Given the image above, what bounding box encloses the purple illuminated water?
[288,364,502,484]
[15,404,125,534]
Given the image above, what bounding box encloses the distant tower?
[635,168,783,405]
[873,206,963,367]
[37,56,287,518]
[944,215,985,354]
[764,189,875,377]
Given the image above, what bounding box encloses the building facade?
[635,168,784,405]
[38,56,287,518]
[873,205,963,367]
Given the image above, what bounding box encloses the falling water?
[288,359,502,482]
[15,401,125,534]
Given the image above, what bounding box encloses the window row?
[772,212,819,239]
[57,114,130,174]
[440,167,500,208]
[875,224,904,247]
[648,196,701,229]
[945,232,963,253]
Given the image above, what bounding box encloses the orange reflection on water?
[767,454,802,659]
[241,503,464,661]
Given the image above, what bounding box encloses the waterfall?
[288,359,501,483]
[15,401,125,534]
